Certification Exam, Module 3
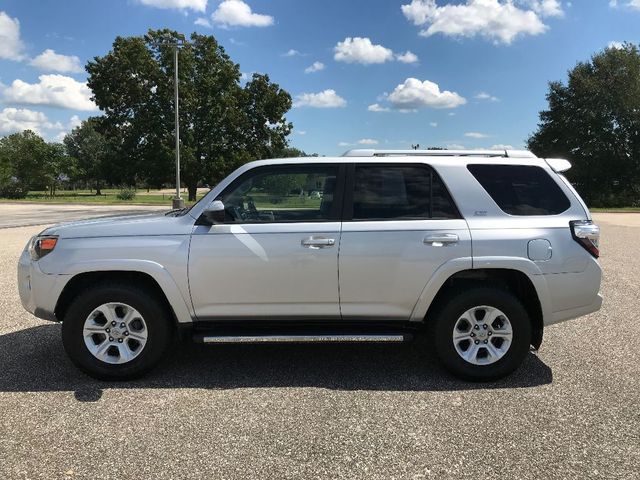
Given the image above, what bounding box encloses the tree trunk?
[96,180,102,196]
[187,182,198,202]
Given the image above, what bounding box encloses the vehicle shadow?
[0,324,552,401]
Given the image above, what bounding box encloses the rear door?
[338,163,472,320]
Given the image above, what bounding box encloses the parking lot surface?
[0,210,638,479]
[0,203,168,229]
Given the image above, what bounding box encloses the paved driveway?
[0,213,637,479]
[0,202,169,229]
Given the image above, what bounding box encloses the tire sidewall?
[62,284,171,380]
[433,288,532,381]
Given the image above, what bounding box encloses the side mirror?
[201,200,226,224]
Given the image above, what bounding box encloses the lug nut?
[120,322,125,328]
[488,332,492,336]
[474,340,479,345]
[111,321,117,326]
[474,325,480,330]
[484,340,488,344]
[483,324,488,329]
[109,337,114,342]
[124,331,129,336]
[118,338,123,343]
[105,328,110,333]
[470,333,475,337]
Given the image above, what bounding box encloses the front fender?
[62,259,194,323]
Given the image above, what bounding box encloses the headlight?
[29,236,59,260]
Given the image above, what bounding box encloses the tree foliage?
[87,29,293,200]
[528,43,640,207]
[63,118,108,195]
[0,130,76,198]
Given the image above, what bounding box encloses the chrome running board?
[200,334,408,344]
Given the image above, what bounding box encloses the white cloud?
[137,0,207,11]
[334,37,394,64]
[489,144,514,150]
[522,0,564,17]
[68,115,82,130]
[358,138,379,145]
[401,0,562,44]
[607,41,625,49]
[304,61,325,73]
[296,130,307,135]
[0,11,26,61]
[0,108,63,135]
[396,51,419,63]
[29,49,83,74]
[282,49,303,57]
[334,37,420,65]
[338,141,352,147]
[610,1,640,10]
[194,17,212,28]
[430,122,438,127]
[293,90,346,108]
[475,91,499,101]
[386,78,466,110]
[2,74,98,111]
[212,0,274,28]
[368,103,390,112]
[465,132,490,139]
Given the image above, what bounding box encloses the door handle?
[423,233,459,246]
[301,236,336,249]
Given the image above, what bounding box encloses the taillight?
[570,220,599,258]
[29,236,58,260]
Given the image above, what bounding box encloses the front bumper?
[17,245,71,322]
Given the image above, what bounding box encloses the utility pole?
[172,43,185,209]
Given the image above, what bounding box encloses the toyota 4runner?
[18,149,603,381]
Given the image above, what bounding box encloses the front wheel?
[61,283,172,380]
[432,287,532,381]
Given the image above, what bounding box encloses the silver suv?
[18,149,602,381]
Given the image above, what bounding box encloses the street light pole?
[172,44,185,209]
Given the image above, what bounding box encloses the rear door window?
[350,164,459,220]
[467,164,570,216]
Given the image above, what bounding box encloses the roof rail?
[342,149,537,159]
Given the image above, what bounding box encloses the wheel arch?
[414,266,548,349]
[55,269,191,327]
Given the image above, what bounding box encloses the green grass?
[0,189,206,205]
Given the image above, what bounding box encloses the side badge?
[474,211,488,216]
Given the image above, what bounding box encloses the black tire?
[431,287,532,381]
[61,282,173,380]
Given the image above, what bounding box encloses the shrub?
[116,186,136,200]
[0,179,29,199]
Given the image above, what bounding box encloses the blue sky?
[0,0,638,155]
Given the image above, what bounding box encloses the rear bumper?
[549,293,603,325]
[17,246,71,322]
[543,258,603,326]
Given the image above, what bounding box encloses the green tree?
[0,130,48,198]
[63,118,107,195]
[528,43,640,207]
[41,143,78,196]
[87,29,293,201]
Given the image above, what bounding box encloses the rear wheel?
[62,283,172,380]
[432,287,532,381]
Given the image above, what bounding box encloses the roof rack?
[341,149,537,159]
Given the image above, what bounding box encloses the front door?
[338,163,472,320]
[189,163,344,320]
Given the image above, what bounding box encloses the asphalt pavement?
[0,202,168,229]
[0,209,638,479]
